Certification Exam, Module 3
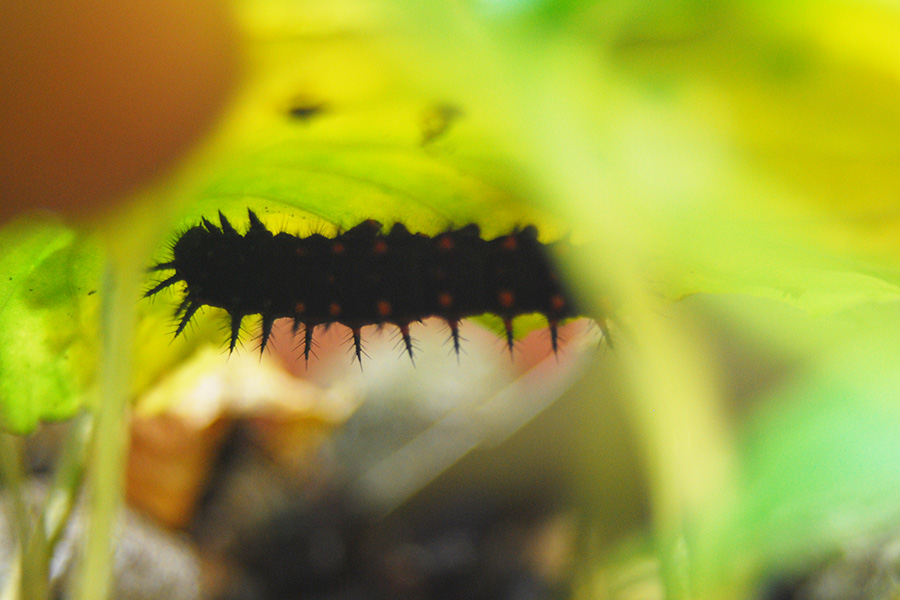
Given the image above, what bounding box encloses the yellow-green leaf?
[0,218,102,433]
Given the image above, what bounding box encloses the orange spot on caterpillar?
[550,294,566,312]
[437,235,454,251]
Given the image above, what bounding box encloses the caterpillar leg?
[396,322,415,364]
[228,313,243,354]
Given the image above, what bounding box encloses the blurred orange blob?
[0,0,238,222]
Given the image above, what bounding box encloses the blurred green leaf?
[0,219,102,434]
[679,301,900,595]
[591,0,900,303]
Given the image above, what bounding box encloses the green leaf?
[0,218,102,434]
[584,0,900,309]
[677,300,900,595]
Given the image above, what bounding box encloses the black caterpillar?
[146,210,580,365]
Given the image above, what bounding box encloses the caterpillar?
[146,210,580,365]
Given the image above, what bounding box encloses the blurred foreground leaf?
[683,301,900,595]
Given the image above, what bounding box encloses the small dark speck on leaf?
[288,101,326,121]
[421,103,463,146]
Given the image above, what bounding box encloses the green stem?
[0,402,93,600]
[71,262,133,600]
[0,548,21,600]
[40,412,92,550]
[0,433,48,600]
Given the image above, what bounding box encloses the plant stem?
[40,412,92,550]
[0,432,48,600]
[71,261,133,600]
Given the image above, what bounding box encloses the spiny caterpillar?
[146,210,580,365]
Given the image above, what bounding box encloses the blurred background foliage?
[4,0,900,599]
